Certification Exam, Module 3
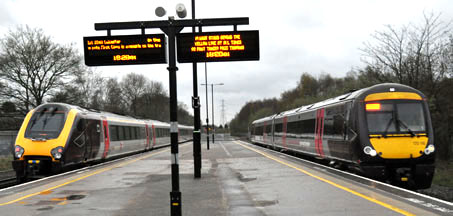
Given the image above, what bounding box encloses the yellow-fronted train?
[12,103,193,183]
[250,83,435,189]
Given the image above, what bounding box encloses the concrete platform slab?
[0,140,446,215]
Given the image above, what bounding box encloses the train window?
[265,123,272,133]
[324,118,334,136]
[134,127,138,140]
[118,126,125,140]
[156,128,161,137]
[129,127,135,140]
[141,127,146,139]
[396,103,426,132]
[135,127,139,139]
[333,115,345,137]
[255,126,263,135]
[367,104,396,134]
[125,126,131,140]
[301,119,315,135]
[274,123,283,136]
[109,125,118,141]
[25,111,66,139]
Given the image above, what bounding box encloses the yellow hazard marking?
[0,146,177,206]
[235,141,415,216]
[57,200,68,205]
[50,197,66,201]
[39,190,52,195]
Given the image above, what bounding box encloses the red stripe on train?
[315,109,325,158]
[102,120,110,158]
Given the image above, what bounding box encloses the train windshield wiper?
[397,119,416,137]
[382,116,394,138]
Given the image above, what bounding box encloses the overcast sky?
[1,0,452,125]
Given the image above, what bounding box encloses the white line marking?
[220,141,232,157]
[237,140,453,207]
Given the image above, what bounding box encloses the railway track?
[0,170,16,189]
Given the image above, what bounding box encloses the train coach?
[12,103,193,182]
[250,83,435,189]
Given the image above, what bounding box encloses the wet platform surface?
[0,139,449,215]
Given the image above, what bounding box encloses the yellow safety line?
[235,141,414,216]
[0,148,171,206]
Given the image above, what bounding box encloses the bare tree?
[0,26,83,113]
[104,77,125,114]
[361,13,451,96]
[49,69,105,110]
[121,73,147,116]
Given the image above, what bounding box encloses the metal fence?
[0,131,17,157]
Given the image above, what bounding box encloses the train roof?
[35,103,193,128]
[251,83,423,125]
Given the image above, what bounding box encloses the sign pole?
[161,18,183,216]
[191,0,202,179]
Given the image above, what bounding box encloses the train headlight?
[51,146,64,160]
[363,146,377,157]
[424,144,435,155]
[14,145,24,159]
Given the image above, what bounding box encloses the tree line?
[0,25,194,129]
[230,13,453,161]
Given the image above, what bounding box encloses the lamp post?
[201,83,224,144]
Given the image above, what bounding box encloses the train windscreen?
[25,106,68,140]
[366,101,426,135]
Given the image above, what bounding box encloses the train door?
[271,116,276,146]
[66,118,86,164]
[282,116,288,149]
[145,124,149,149]
[315,108,326,158]
[152,124,156,148]
[84,120,101,160]
[102,120,110,158]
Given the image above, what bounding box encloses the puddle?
[66,194,86,200]
[255,200,278,207]
[237,173,257,182]
[58,190,85,195]
[37,206,53,211]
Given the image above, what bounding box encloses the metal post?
[161,19,183,216]
[211,84,215,143]
[191,0,201,179]
[205,62,210,150]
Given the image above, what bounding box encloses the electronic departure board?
[176,30,259,63]
[83,34,166,66]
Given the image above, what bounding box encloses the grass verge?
[432,161,453,187]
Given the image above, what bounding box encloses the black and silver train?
[250,83,435,189]
[12,103,193,182]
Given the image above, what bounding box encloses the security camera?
[175,3,186,18]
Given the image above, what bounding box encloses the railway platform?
[0,138,452,215]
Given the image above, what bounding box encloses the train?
[12,103,193,182]
[250,83,435,189]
